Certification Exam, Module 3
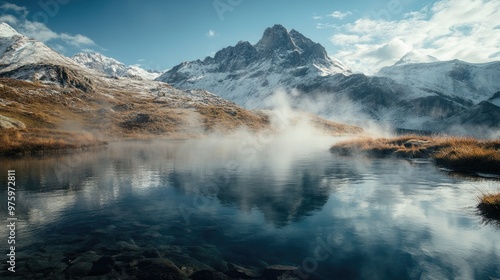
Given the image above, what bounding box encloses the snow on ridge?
[377,58,500,104]
[72,52,163,80]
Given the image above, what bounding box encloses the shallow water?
[0,140,499,279]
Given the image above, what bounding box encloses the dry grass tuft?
[196,105,270,132]
[477,192,500,221]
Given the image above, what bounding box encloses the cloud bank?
[328,0,500,74]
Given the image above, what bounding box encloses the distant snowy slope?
[72,52,128,77]
[377,58,500,104]
[72,52,163,80]
[124,65,162,80]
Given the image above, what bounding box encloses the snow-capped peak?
[157,24,352,106]
[0,23,21,38]
[394,51,439,66]
[0,23,80,70]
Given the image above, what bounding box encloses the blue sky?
[1,0,498,73]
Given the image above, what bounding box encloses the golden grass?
[433,145,500,174]
[0,128,107,156]
[477,193,500,221]
[196,105,270,132]
[331,135,500,174]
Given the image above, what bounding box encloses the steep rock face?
[440,101,500,128]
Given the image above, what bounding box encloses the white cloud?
[312,13,322,20]
[20,21,58,42]
[328,11,352,20]
[0,14,18,25]
[0,3,28,17]
[331,34,369,45]
[60,33,95,46]
[330,0,500,74]
[316,23,338,30]
[0,2,95,49]
[367,38,412,61]
[52,44,66,53]
[207,29,217,38]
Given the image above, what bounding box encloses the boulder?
[0,114,26,129]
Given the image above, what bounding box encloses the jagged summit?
[394,51,439,66]
[255,24,296,54]
[174,24,350,74]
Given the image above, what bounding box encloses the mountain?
[157,24,500,134]
[394,51,439,66]
[157,24,351,106]
[0,23,95,91]
[72,52,163,80]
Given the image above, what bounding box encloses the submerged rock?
[263,265,300,279]
[226,263,262,278]
[26,259,67,273]
[188,245,227,272]
[116,240,140,251]
[164,252,213,276]
[65,262,93,277]
[191,270,230,280]
[90,256,115,276]
[69,251,102,264]
[143,249,162,258]
[137,258,186,280]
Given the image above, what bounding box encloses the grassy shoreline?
[330,135,500,175]
[0,128,108,156]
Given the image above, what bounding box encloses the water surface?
[0,140,499,279]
